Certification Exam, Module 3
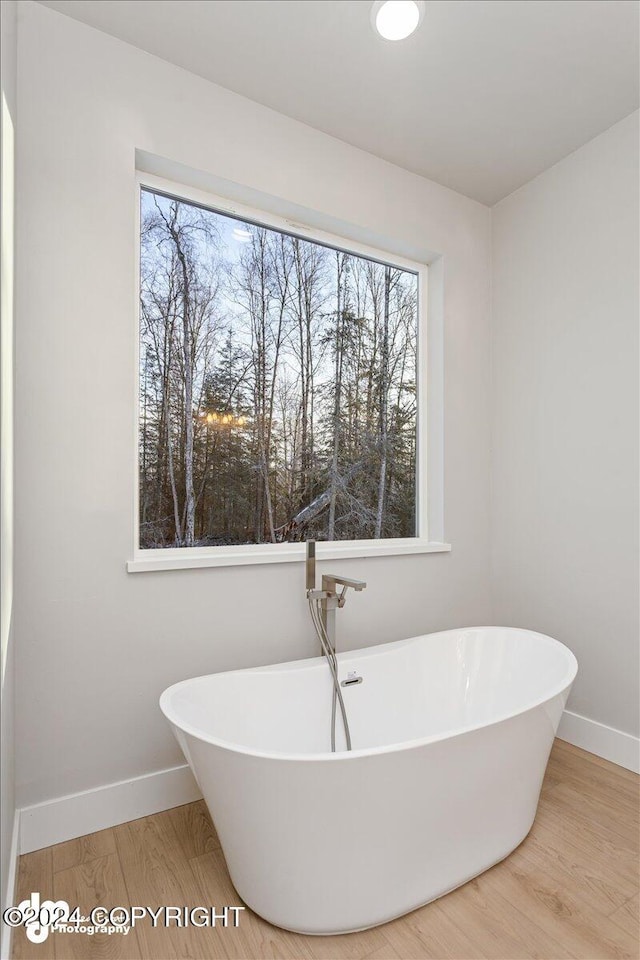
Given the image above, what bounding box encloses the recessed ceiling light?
[371,0,425,41]
[232,227,252,243]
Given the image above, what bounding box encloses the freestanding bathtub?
[160,626,577,934]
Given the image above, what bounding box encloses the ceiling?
[38,0,639,205]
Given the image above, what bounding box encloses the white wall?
[1,0,17,925]
[492,111,640,739]
[15,2,492,810]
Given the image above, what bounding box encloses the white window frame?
[127,172,449,572]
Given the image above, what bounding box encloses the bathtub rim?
[159,625,578,763]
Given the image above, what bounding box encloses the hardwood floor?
[10,740,639,960]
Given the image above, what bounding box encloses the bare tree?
[328,252,347,538]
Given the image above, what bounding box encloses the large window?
[138,182,422,554]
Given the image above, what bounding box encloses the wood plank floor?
[10,740,639,960]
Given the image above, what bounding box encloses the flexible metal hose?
[307,597,352,752]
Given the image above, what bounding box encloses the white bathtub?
[160,626,577,935]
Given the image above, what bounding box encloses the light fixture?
[232,227,252,243]
[371,0,425,41]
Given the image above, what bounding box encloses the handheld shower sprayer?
[306,538,316,592]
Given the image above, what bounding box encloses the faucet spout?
[323,574,367,592]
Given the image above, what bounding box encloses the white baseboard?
[15,709,639,857]
[557,709,640,774]
[1,809,20,960]
[19,763,201,855]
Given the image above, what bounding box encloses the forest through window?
[139,187,419,548]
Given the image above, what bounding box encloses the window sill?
[126,539,451,573]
